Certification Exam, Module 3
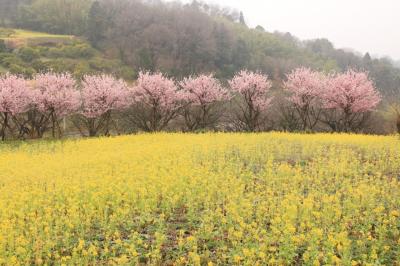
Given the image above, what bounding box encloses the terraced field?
[0,28,74,48]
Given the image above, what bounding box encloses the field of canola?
[0,133,399,265]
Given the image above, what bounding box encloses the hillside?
[0,28,135,79]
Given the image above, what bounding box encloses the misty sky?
[175,0,400,60]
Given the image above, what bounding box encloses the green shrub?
[0,53,14,64]
[73,61,93,79]
[0,54,24,67]
[47,47,64,58]
[36,46,50,56]
[76,43,96,58]
[9,64,36,77]
[89,57,112,71]
[0,40,7,53]
[0,28,15,38]
[88,57,135,80]
[45,59,77,73]
[31,59,49,72]
[117,66,136,80]
[45,43,96,59]
[61,43,96,59]
[18,47,40,62]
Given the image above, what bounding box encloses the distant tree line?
[0,69,389,141]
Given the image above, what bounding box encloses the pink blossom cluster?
[283,68,381,132]
[229,70,272,111]
[33,73,81,117]
[285,68,381,113]
[131,71,183,110]
[0,74,31,115]
[323,70,381,113]
[180,74,229,105]
[284,67,326,108]
[80,74,128,118]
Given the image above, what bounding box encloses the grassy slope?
[2,28,73,38]
[1,28,75,48]
[0,28,134,79]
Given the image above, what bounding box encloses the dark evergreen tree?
[87,1,107,47]
[255,25,265,32]
[363,52,372,69]
[239,11,246,26]
[232,39,250,69]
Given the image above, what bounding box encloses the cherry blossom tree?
[32,73,80,138]
[229,70,272,131]
[284,67,326,131]
[75,74,128,137]
[321,70,381,132]
[180,74,229,131]
[125,72,183,132]
[0,74,31,140]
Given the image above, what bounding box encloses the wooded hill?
[0,0,400,102]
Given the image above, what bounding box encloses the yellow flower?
[88,245,98,256]
[332,255,341,264]
[77,239,85,250]
[233,255,242,264]
[115,255,129,264]
[370,250,378,260]
[189,252,201,266]
[15,247,26,255]
[242,248,251,257]
[287,225,296,233]
[268,246,277,252]
[0,133,398,264]
[9,256,18,265]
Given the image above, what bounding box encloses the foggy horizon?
[175,0,400,61]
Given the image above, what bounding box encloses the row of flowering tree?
[284,68,381,132]
[0,68,381,140]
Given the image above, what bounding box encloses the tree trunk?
[51,112,56,138]
[1,112,8,141]
[104,111,111,136]
[88,118,96,137]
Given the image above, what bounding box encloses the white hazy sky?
[175,0,400,60]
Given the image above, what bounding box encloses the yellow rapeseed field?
[0,133,399,265]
